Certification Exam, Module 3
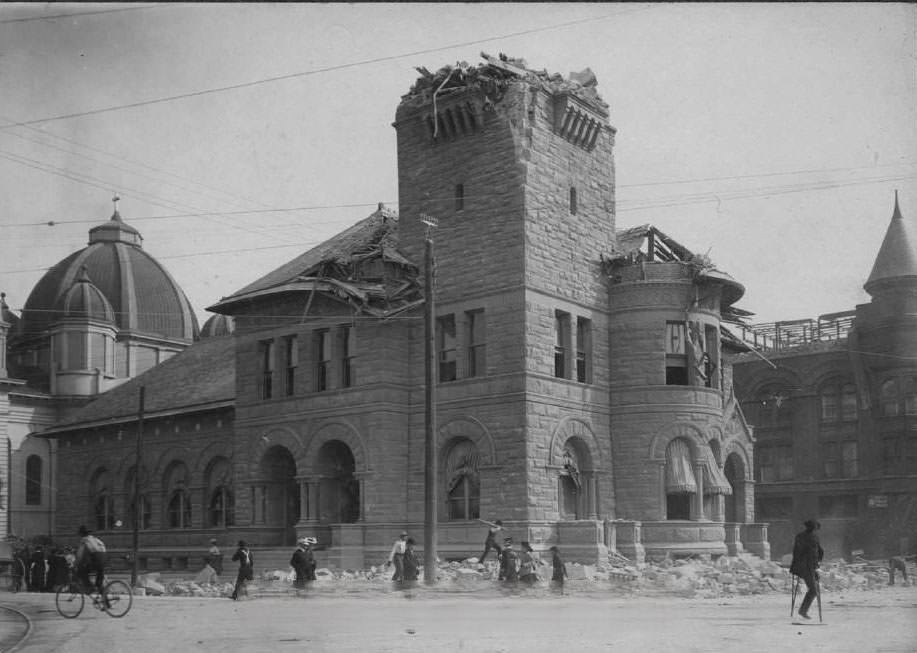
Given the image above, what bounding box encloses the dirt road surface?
[3,586,915,652]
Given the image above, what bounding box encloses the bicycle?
[55,577,133,618]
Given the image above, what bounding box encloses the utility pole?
[131,385,145,588]
[421,213,438,584]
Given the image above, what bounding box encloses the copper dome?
[17,209,199,342]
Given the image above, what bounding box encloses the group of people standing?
[383,519,568,590]
[9,526,107,595]
[478,519,568,589]
[9,544,73,593]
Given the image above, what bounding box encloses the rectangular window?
[454,183,464,211]
[316,330,331,391]
[823,442,839,479]
[883,436,901,475]
[466,310,485,378]
[704,324,719,389]
[907,437,917,471]
[284,335,297,396]
[89,332,106,372]
[821,392,839,421]
[576,317,592,383]
[841,441,858,477]
[437,315,457,382]
[341,325,355,388]
[66,331,84,369]
[665,321,688,385]
[259,340,274,400]
[554,310,571,379]
[758,444,794,482]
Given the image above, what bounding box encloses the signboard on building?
[867,494,888,508]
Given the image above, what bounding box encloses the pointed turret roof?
[865,192,917,294]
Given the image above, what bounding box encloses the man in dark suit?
[790,519,824,620]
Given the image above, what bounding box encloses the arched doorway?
[261,446,299,545]
[559,437,592,520]
[724,453,746,523]
[317,440,359,523]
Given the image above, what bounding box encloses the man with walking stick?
[790,519,824,622]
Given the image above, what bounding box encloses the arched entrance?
[559,437,592,520]
[724,453,746,523]
[261,446,299,545]
[317,440,359,523]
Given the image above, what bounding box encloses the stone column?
[693,462,705,520]
[354,473,366,522]
[298,479,308,522]
[305,479,321,523]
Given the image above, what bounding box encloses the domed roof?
[54,267,115,324]
[17,205,199,342]
[200,313,235,338]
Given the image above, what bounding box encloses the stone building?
[733,194,917,560]
[11,54,766,567]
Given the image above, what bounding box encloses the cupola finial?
[111,193,121,221]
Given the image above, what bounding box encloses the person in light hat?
[386,531,409,583]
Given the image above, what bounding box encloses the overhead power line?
[0,4,167,25]
[0,4,655,129]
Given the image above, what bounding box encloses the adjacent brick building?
[733,194,917,560]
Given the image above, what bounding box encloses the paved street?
[2,585,915,652]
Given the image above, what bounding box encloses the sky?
[0,2,914,327]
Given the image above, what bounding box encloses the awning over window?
[702,451,733,495]
[665,439,697,494]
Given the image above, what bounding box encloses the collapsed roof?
[208,204,422,318]
[401,52,609,117]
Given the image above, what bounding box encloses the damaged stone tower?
[395,54,618,559]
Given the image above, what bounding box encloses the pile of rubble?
[139,553,904,599]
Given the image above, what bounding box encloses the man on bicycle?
[75,525,107,597]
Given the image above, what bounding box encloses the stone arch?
[746,368,803,399]
[724,448,749,523]
[438,416,496,467]
[191,440,233,479]
[246,426,306,477]
[548,417,601,470]
[809,365,856,393]
[722,441,751,477]
[300,420,368,475]
[151,446,196,491]
[648,422,706,462]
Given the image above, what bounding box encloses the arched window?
[444,438,480,521]
[904,378,917,416]
[880,379,899,417]
[89,468,115,531]
[840,384,858,421]
[665,438,696,520]
[559,445,585,520]
[125,466,151,530]
[164,461,192,529]
[25,455,42,505]
[820,383,839,421]
[168,490,192,528]
[206,457,234,528]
